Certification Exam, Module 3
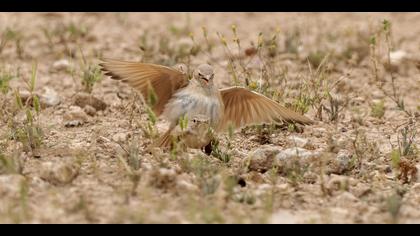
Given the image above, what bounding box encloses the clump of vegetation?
[0,27,24,58]
[352,129,380,173]
[390,119,418,181]
[0,69,14,94]
[370,19,412,116]
[0,148,24,175]
[40,21,92,57]
[284,27,302,54]
[292,53,347,122]
[367,19,419,184]
[371,100,385,118]
[81,65,102,93]
[0,68,16,122]
[308,50,328,68]
[190,157,221,195]
[210,138,231,163]
[138,18,200,67]
[138,89,159,140]
[116,136,142,196]
[9,63,43,157]
[386,187,407,223]
[77,48,102,93]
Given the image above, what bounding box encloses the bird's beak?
[201,76,209,84]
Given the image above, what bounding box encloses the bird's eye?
[198,73,202,76]
[193,119,197,123]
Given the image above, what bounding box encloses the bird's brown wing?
[99,58,189,116]
[218,87,314,131]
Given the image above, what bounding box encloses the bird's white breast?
[162,86,223,127]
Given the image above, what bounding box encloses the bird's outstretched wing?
[99,58,189,116]
[218,87,314,131]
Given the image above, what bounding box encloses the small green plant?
[308,50,328,68]
[397,121,417,157]
[324,93,347,122]
[40,26,55,52]
[386,187,407,224]
[134,87,159,141]
[179,114,188,132]
[263,166,279,212]
[0,27,24,58]
[77,47,102,93]
[210,138,231,163]
[371,100,385,118]
[143,87,158,138]
[371,19,411,116]
[41,21,92,57]
[168,13,191,37]
[138,17,200,67]
[0,148,24,175]
[138,30,155,62]
[293,91,311,115]
[390,149,401,169]
[292,53,345,121]
[18,179,30,221]
[287,123,298,133]
[284,27,301,54]
[67,22,89,41]
[0,68,16,121]
[189,157,221,195]
[167,115,189,158]
[352,129,380,170]
[10,63,43,156]
[116,136,142,196]
[139,107,158,140]
[81,65,102,93]
[201,26,214,54]
[285,159,306,187]
[0,69,14,94]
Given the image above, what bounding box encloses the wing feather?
[99,58,189,116]
[218,87,313,131]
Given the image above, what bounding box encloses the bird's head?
[193,64,214,87]
[191,114,210,126]
[190,114,212,137]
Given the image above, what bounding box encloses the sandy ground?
[0,13,420,223]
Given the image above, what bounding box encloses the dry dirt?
[0,13,420,223]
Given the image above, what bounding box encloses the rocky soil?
[0,13,419,223]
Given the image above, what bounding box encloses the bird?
[99,58,314,150]
[158,114,214,150]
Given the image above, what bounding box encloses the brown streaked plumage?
[99,58,314,149]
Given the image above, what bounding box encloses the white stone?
[40,87,60,107]
[52,59,70,71]
[112,133,128,143]
[390,50,408,64]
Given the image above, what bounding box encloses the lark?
[159,114,214,150]
[100,59,314,149]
